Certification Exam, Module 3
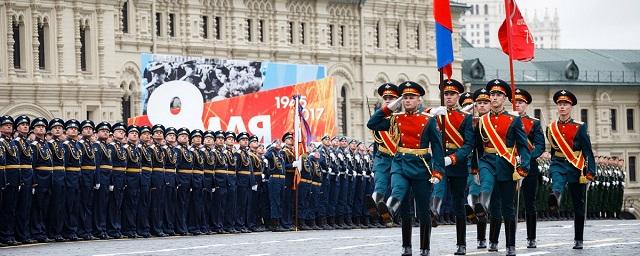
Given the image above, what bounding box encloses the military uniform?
[61,120,82,241]
[264,142,287,231]
[317,138,335,229]
[367,81,445,255]
[47,118,67,242]
[234,132,255,233]
[247,135,265,232]
[107,123,128,238]
[473,80,530,256]
[546,90,596,249]
[149,125,167,237]
[280,133,296,230]
[14,116,35,243]
[187,129,205,235]
[137,126,153,238]
[0,115,20,246]
[223,131,239,233]
[162,127,178,236]
[29,118,54,243]
[122,126,142,238]
[174,128,193,235]
[211,131,230,233]
[202,131,217,234]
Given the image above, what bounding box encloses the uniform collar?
[490,107,505,116]
[558,117,573,124]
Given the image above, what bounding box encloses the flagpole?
[504,0,517,111]
[439,69,446,151]
[294,95,300,231]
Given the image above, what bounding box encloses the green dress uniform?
[367,81,445,256]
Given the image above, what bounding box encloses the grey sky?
[517,0,640,50]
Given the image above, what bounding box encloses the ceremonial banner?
[129,78,336,145]
[140,53,326,114]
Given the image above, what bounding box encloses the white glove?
[109,185,114,191]
[516,156,521,164]
[261,173,266,179]
[18,185,22,191]
[293,160,301,170]
[212,188,216,193]
[429,106,447,116]
[387,97,403,112]
[328,167,333,173]
[190,188,193,192]
[251,185,258,191]
[429,177,441,184]
[263,159,269,165]
[473,174,480,185]
[444,157,452,167]
[371,172,375,178]
[32,188,36,195]
[351,170,356,176]
[94,183,101,190]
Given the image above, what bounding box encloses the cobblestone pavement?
[2,219,639,256]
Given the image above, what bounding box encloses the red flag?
[498,0,535,61]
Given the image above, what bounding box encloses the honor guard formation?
[0,81,628,256]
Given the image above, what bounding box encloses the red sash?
[550,121,585,170]
[443,114,464,148]
[378,131,398,154]
[522,117,535,150]
[480,114,517,166]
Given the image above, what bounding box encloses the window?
[340,86,347,135]
[612,109,617,131]
[214,16,221,40]
[395,23,400,49]
[121,1,129,33]
[484,4,488,15]
[374,22,380,48]
[630,156,636,182]
[340,25,345,47]
[155,13,162,36]
[122,95,131,122]
[288,21,294,44]
[329,24,334,46]
[80,23,88,71]
[168,13,175,37]
[475,5,479,15]
[581,109,588,124]
[202,16,209,39]
[245,19,252,41]
[627,109,635,131]
[300,22,306,44]
[258,20,264,42]
[484,38,489,44]
[415,24,420,49]
[38,22,47,70]
[534,109,542,119]
[12,19,23,69]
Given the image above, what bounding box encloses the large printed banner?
[141,53,326,114]
[129,78,336,144]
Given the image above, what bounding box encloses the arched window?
[80,23,89,71]
[38,19,50,70]
[484,4,488,15]
[12,18,25,69]
[475,5,479,15]
[374,21,380,48]
[340,86,348,135]
[122,94,131,122]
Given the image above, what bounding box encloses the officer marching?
[473,79,530,256]
[367,81,445,256]
[546,90,596,249]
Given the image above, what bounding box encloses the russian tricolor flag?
[434,0,454,78]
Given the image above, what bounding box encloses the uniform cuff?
[431,170,443,180]
[471,168,479,175]
[449,154,458,166]
[382,105,392,116]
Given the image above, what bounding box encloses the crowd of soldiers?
[0,114,393,247]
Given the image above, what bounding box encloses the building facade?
[0,0,466,142]
[458,0,559,49]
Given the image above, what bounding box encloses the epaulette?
[392,112,405,116]
[420,111,434,117]
[109,142,116,145]
[63,141,70,145]
[162,145,168,149]
[573,120,584,125]
[123,144,129,149]
[31,141,38,145]
[137,144,143,148]
[0,138,4,142]
[176,145,182,149]
[527,116,539,121]
[14,137,21,141]
[48,139,54,143]
[79,139,84,143]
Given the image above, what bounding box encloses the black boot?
[336,216,347,229]
[379,197,402,226]
[573,215,585,249]
[327,216,336,229]
[362,216,371,228]
[548,191,561,213]
[368,192,384,218]
[430,197,442,228]
[344,216,354,228]
[455,217,466,255]
[419,221,431,256]
[505,219,516,256]
[402,246,413,256]
[488,218,501,252]
[526,213,537,248]
[477,220,487,249]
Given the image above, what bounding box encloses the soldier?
[223,131,240,233]
[367,81,446,256]
[309,148,324,229]
[281,132,297,231]
[162,127,178,236]
[298,148,315,230]
[29,117,54,243]
[474,80,530,256]
[202,131,217,234]
[174,128,193,235]
[47,118,67,242]
[0,115,21,246]
[122,125,142,238]
[436,79,476,255]
[188,129,205,235]
[137,126,153,238]
[264,139,287,232]
[256,143,270,232]
[317,135,334,230]
[348,140,364,228]
[90,121,109,240]
[234,132,255,233]
[211,130,230,234]
[468,88,492,240]
[336,137,352,229]
[358,142,375,228]
[13,115,36,243]
[514,89,545,248]
[62,119,82,241]
[247,135,265,232]
[149,124,167,237]
[329,136,344,229]
[546,90,596,249]
[76,120,97,240]
[107,122,128,239]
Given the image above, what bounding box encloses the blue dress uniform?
[107,122,128,238]
[174,128,193,235]
[309,152,323,229]
[30,118,54,243]
[280,133,296,230]
[367,81,445,255]
[136,126,153,238]
[474,80,530,255]
[78,120,97,240]
[187,129,205,235]
[326,142,342,228]
[162,127,178,236]
[234,132,255,233]
[298,152,314,230]
[438,79,476,255]
[0,115,21,246]
[202,131,217,234]
[14,116,35,243]
[62,119,82,241]
[223,131,239,233]
[546,90,596,249]
[264,144,287,231]
[149,125,167,237]
[361,150,375,227]
[211,131,229,233]
[93,122,113,239]
[344,143,359,228]
[316,138,334,229]
[122,126,141,238]
[247,135,264,232]
[46,118,66,242]
[514,89,546,248]
[335,142,351,228]
[350,144,366,228]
